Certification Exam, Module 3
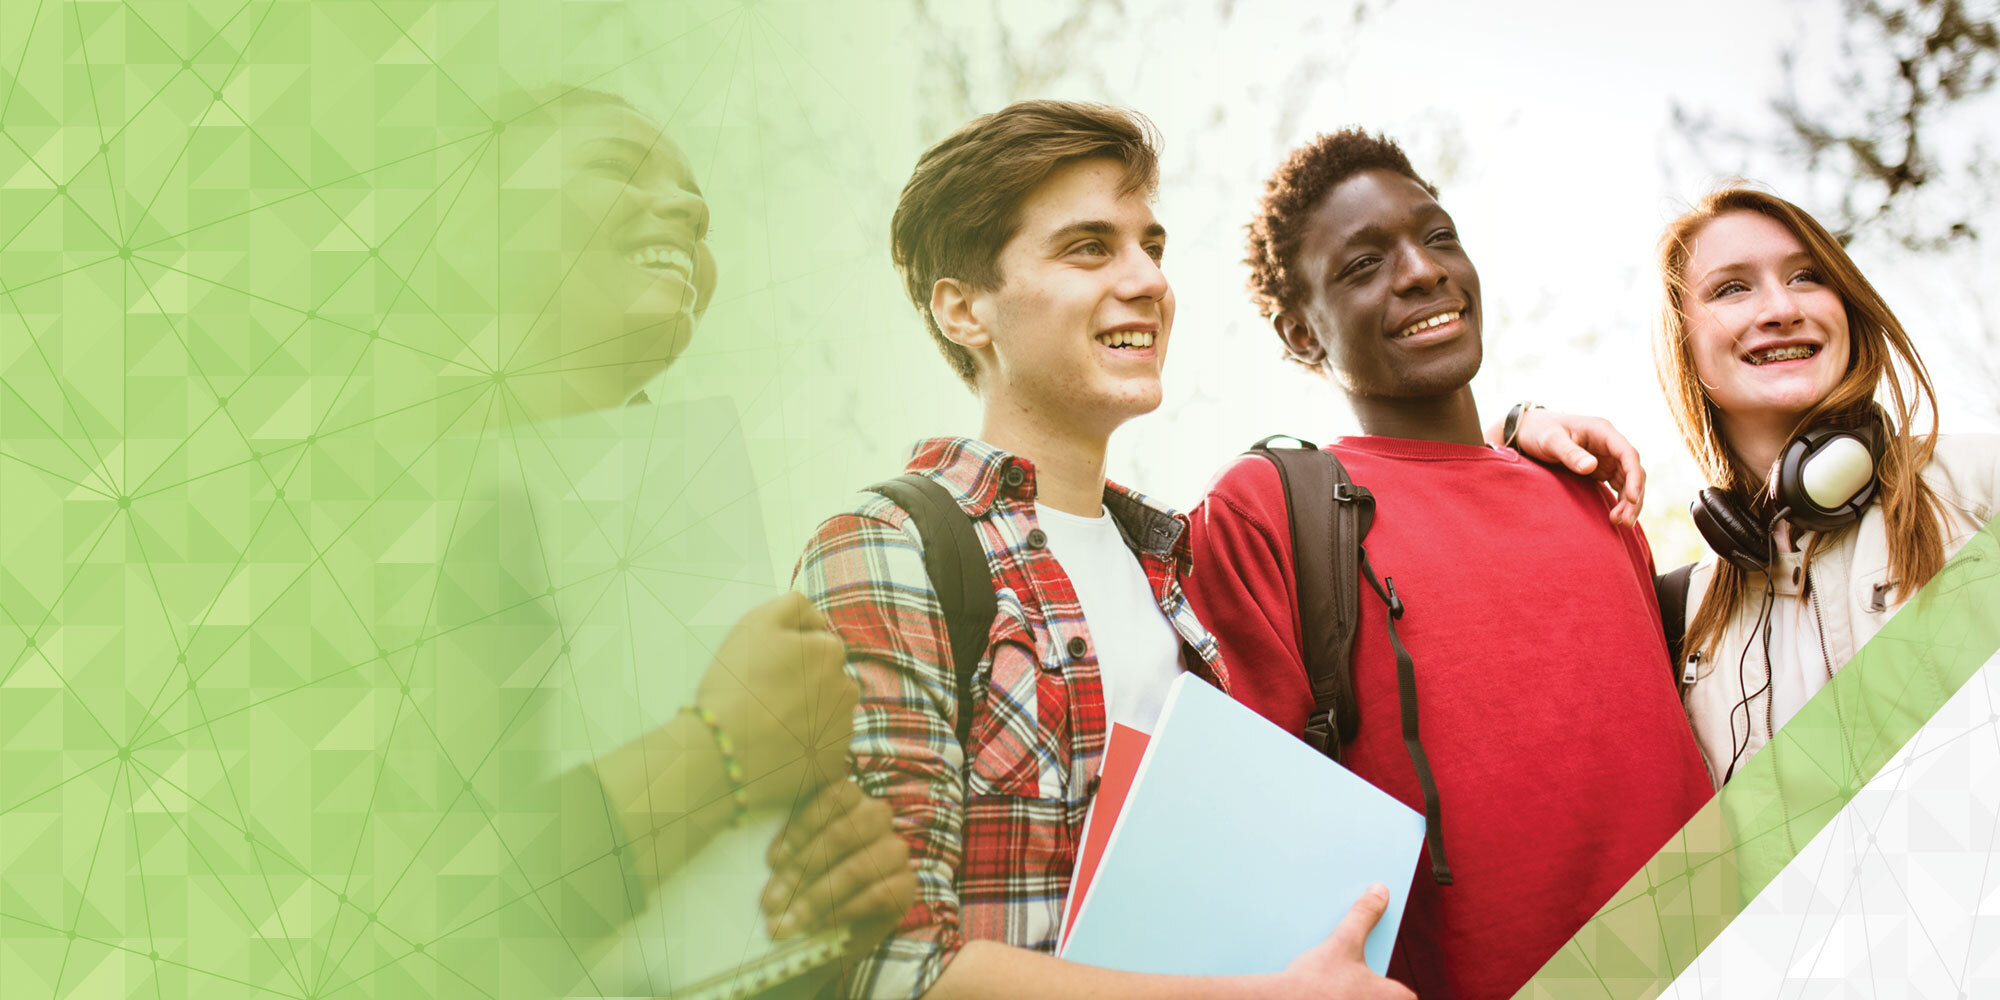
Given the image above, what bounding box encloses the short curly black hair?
[1245,130,1437,325]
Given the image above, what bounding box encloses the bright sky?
[649,0,1999,572]
[1010,0,2000,567]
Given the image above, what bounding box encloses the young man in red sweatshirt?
[1184,130,1714,999]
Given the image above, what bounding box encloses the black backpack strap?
[1357,551,1451,885]
[1247,436,1452,885]
[1657,562,1695,685]
[1248,436,1363,762]
[867,474,996,752]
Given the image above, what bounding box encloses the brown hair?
[1657,185,1945,661]
[890,100,1160,387]
[1245,129,1435,373]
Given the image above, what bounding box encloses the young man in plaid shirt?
[792,101,1411,1000]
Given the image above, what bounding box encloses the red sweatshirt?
[1186,437,1712,999]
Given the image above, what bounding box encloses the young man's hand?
[1270,884,1416,1000]
[1496,408,1649,526]
[920,883,1412,1000]
[762,779,916,950]
[696,592,857,808]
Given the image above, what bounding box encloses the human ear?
[929,278,991,352]
[1275,312,1326,367]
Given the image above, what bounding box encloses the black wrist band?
[1502,401,1540,450]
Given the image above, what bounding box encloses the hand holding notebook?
[575,810,851,1000]
[1059,674,1425,977]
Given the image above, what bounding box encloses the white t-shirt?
[1034,503,1185,733]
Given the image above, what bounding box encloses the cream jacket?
[1682,433,2000,785]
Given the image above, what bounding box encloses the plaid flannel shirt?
[793,437,1228,1000]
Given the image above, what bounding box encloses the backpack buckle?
[1303,715,1334,755]
[1385,577,1405,620]
[1332,483,1359,503]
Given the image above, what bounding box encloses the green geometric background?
[0,2,933,996]
[10,1,1992,998]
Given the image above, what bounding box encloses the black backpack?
[872,449,1468,887]
[1253,439,1701,882]
[1658,561,1696,685]
[1245,436,1451,886]
[866,475,996,753]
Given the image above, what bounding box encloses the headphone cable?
[1722,575,1778,784]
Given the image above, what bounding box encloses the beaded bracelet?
[688,703,751,826]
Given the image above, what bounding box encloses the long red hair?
[1657,186,1944,661]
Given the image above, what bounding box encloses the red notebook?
[1060,722,1151,949]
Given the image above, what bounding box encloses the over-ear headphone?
[1691,412,1888,574]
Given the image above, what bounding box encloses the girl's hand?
[697,592,857,808]
[762,780,916,952]
[1499,408,1649,525]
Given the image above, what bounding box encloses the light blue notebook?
[1059,674,1424,976]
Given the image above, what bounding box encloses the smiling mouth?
[1394,310,1460,340]
[627,244,695,282]
[1095,330,1156,350]
[1744,344,1818,365]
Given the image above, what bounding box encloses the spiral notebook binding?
[671,925,850,1000]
